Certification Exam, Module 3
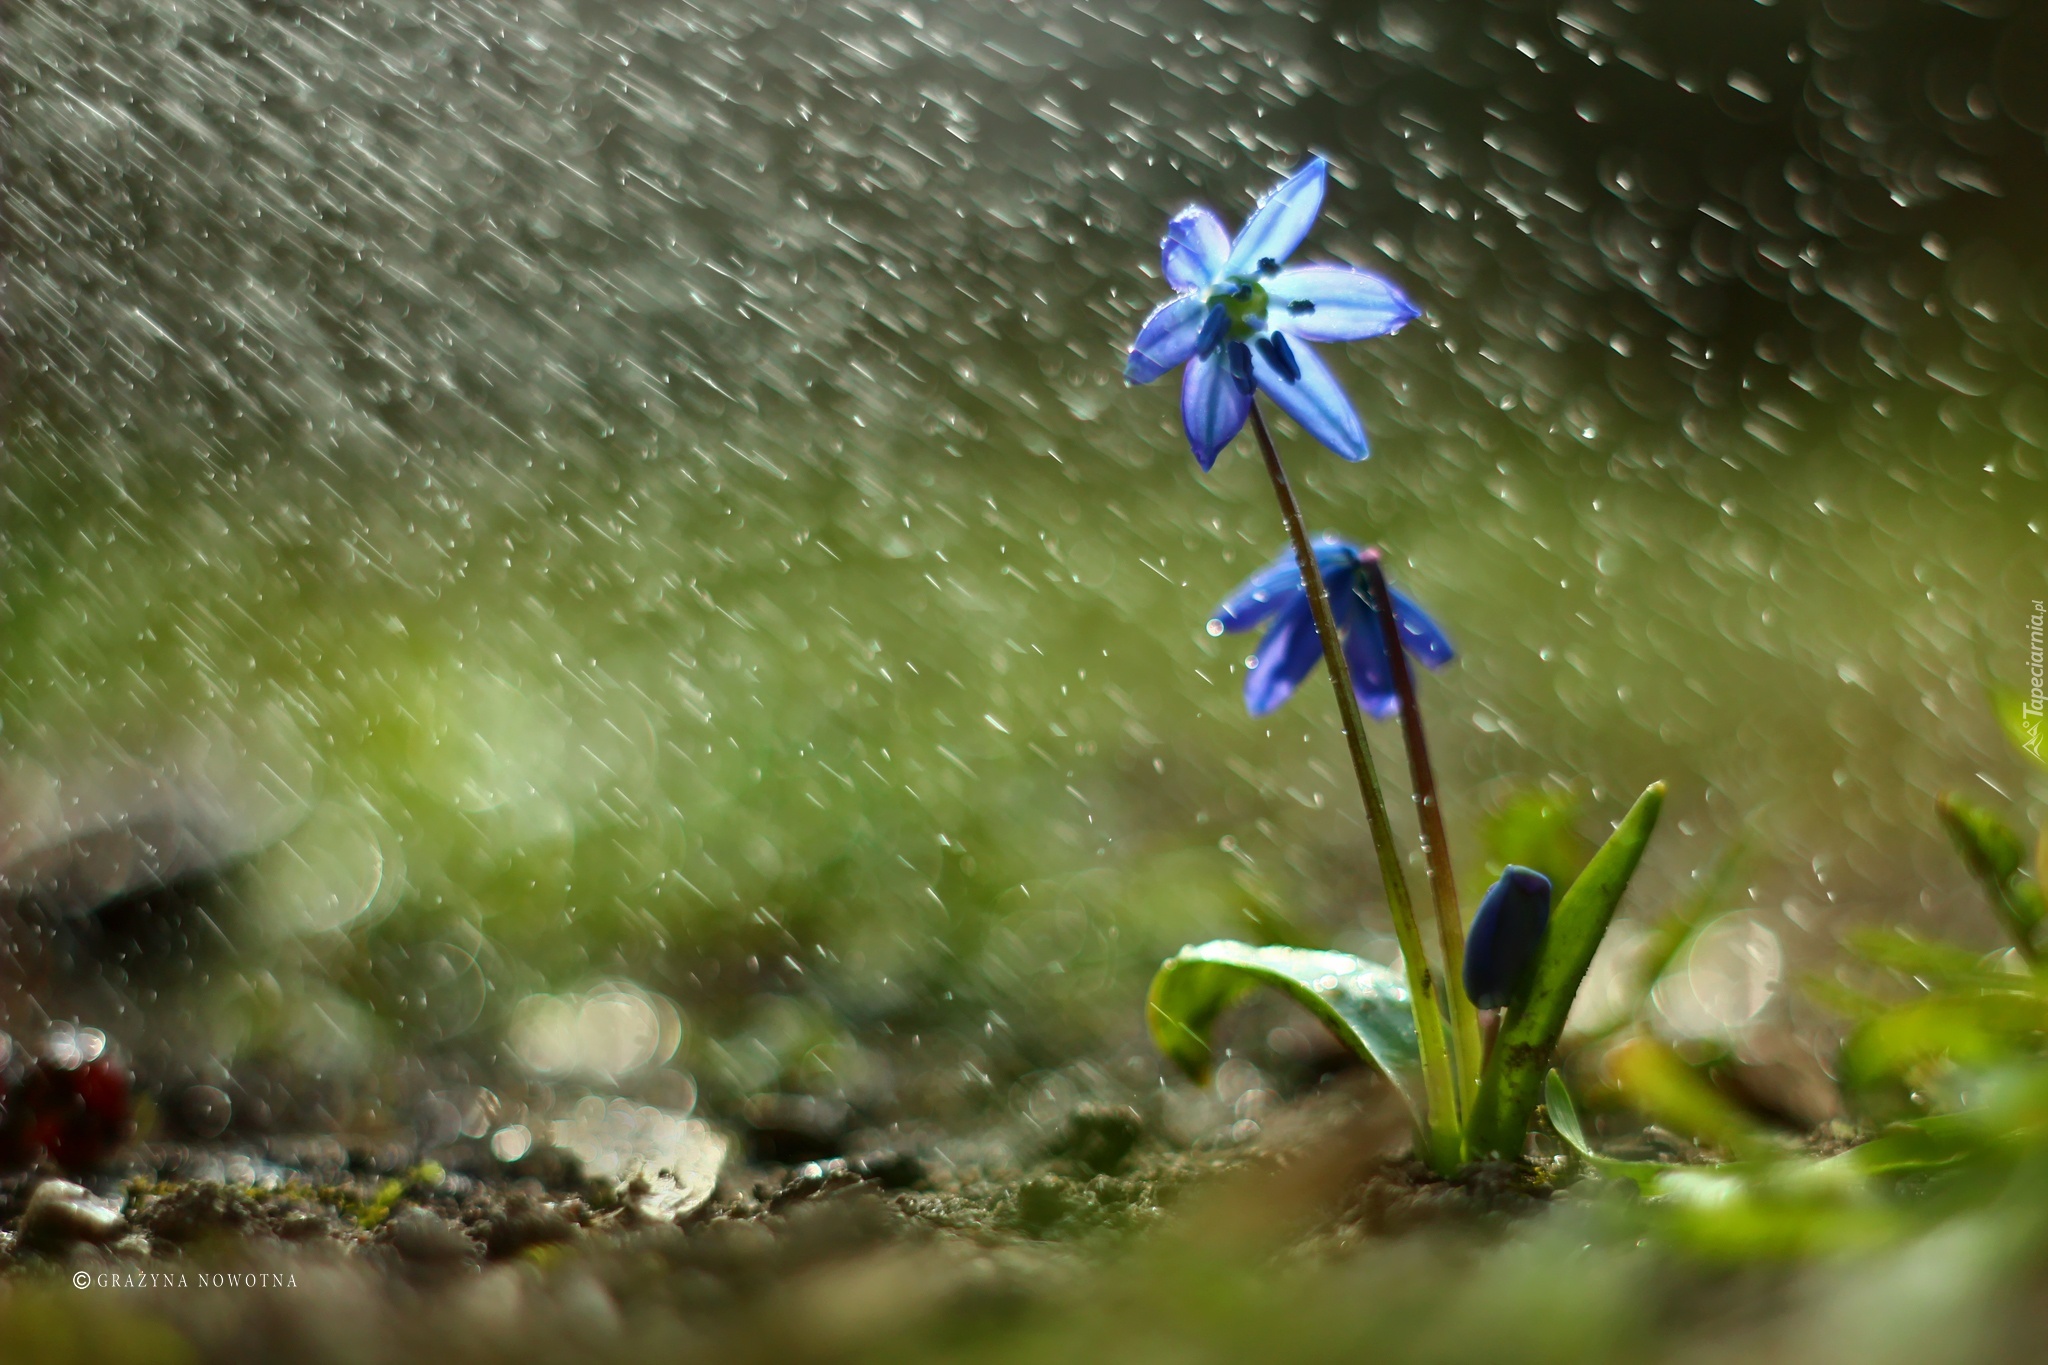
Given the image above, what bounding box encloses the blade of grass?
[1937,793,2045,958]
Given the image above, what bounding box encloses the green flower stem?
[1360,548,1484,1123]
[1245,399,1461,1171]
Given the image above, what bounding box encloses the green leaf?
[1823,1112,1978,1179]
[1846,927,2015,988]
[1543,1070,1666,1187]
[1800,972,1894,1024]
[1606,1036,1787,1161]
[1839,987,2048,1093]
[1991,686,2048,772]
[1466,781,1666,1158]
[1549,1070,1967,1203]
[1936,793,2046,955]
[1147,940,1423,1117]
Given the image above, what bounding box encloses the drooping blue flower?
[1125,156,1421,470]
[1463,866,1553,1010]
[1208,536,1453,718]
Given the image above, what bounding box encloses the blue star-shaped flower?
[1208,537,1453,718]
[1124,157,1421,469]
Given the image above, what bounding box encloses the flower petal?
[1210,537,1357,633]
[1125,294,1209,385]
[1267,263,1421,342]
[1248,335,1369,461]
[1212,563,1302,634]
[1244,601,1328,716]
[1222,157,1328,279]
[1163,206,1231,291]
[1338,587,1401,719]
[1309,534,1366,580]
[1180,351,1251,470]
[1225,340,1255,394]
[1390,586,1455,668]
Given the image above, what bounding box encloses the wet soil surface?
[0,1084,1573,1363]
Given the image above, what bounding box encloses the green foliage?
[1840,986,2048,1100]
[1936,794,2046,956]
[1150,785,1664,1165]
[1466,783,1666,1158]
[0,1289,195,1365]
[358,1178,408,1229]
[1604,1037,1785,1161]
[1846,927,2009,989]
[1817,801,2048,1112]
[1991,686,2048,773]
[1146,941,1422,1114]
[1549,1057,2048,1263]
[1544,1070,1665,1188]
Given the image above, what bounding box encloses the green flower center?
[1207,278,1269,341]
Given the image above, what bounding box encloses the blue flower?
[1125,156,1421,470]
[1462,866,1553,1010]
[1208,536,1453,718]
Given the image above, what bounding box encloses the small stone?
[383,1206,477,1265]
[629,1170,717,1225]
[273,1209,333,1241]
[848,1149,927,1190]
[19,1180,126,1246]
[477,1192,576,1259]
[1046,1104,1145,1176]
[766,1158,864,1209]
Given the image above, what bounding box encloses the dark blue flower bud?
[1462,865,1552,1010]
[1225,340,1255,395]
[1255,332,1301,384]
[1195,305,1231,359]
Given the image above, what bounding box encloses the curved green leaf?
[1545,1070,1666,1188]
[1840,987,2048,1093]
[1992,686,2048,773]
[1606,1036,1787,1161]
[1550,1069,1973,1202]
[1147,940,1422,1117]
[1467,781,1665,1158]
[1937,793,2045,956]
